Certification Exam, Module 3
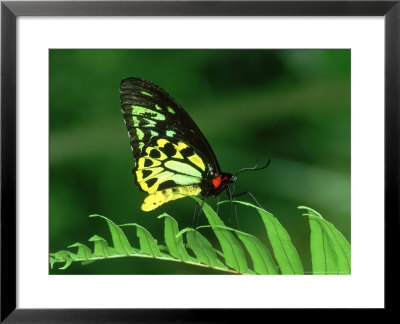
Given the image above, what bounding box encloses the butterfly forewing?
[120,78,220,170]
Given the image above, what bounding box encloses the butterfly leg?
[232,191,265,210]
[225,187,232,225]
[229,184,240,229]
[234,202,239,230]
[216,195,220,215]
[225,185,240,229]
[227,186,240,230]
[191,202,198,229]
[195,195,208,229]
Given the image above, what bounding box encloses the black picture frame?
[1,0,398,321]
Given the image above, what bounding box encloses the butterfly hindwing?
[134,138,206,211]
[135,138,204,192]
[133,137,205,211]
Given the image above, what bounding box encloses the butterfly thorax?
[204,172,236,197]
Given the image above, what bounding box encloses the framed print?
[1,0,398,321]
[47,48,351,277]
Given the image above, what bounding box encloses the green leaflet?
[53,250,75,270]
[89,214,134,255]
[229,229,278,275]
[88,235,112,257]
[158,244,169,253]
[158,213,190,261]
[228,201,304,275]
[309,218,337,274]
[191,197,248,273]
[120,223,162,257]
[68,242,92,260]
[299,206,351,275]
[49,256,57,270]
[185,229,226,269]
[197,224,277,275]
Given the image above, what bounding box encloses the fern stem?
[51,253,241,274]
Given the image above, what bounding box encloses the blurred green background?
[50,49,350,274]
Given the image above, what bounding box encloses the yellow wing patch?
[137,170,175,194]
[141,185,202,211]
[134,138,207,209]
[137,157,161,169]
[188,154,205,171]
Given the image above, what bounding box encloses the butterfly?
[120,77,268,212]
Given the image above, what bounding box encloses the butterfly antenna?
[234,158,271,177]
